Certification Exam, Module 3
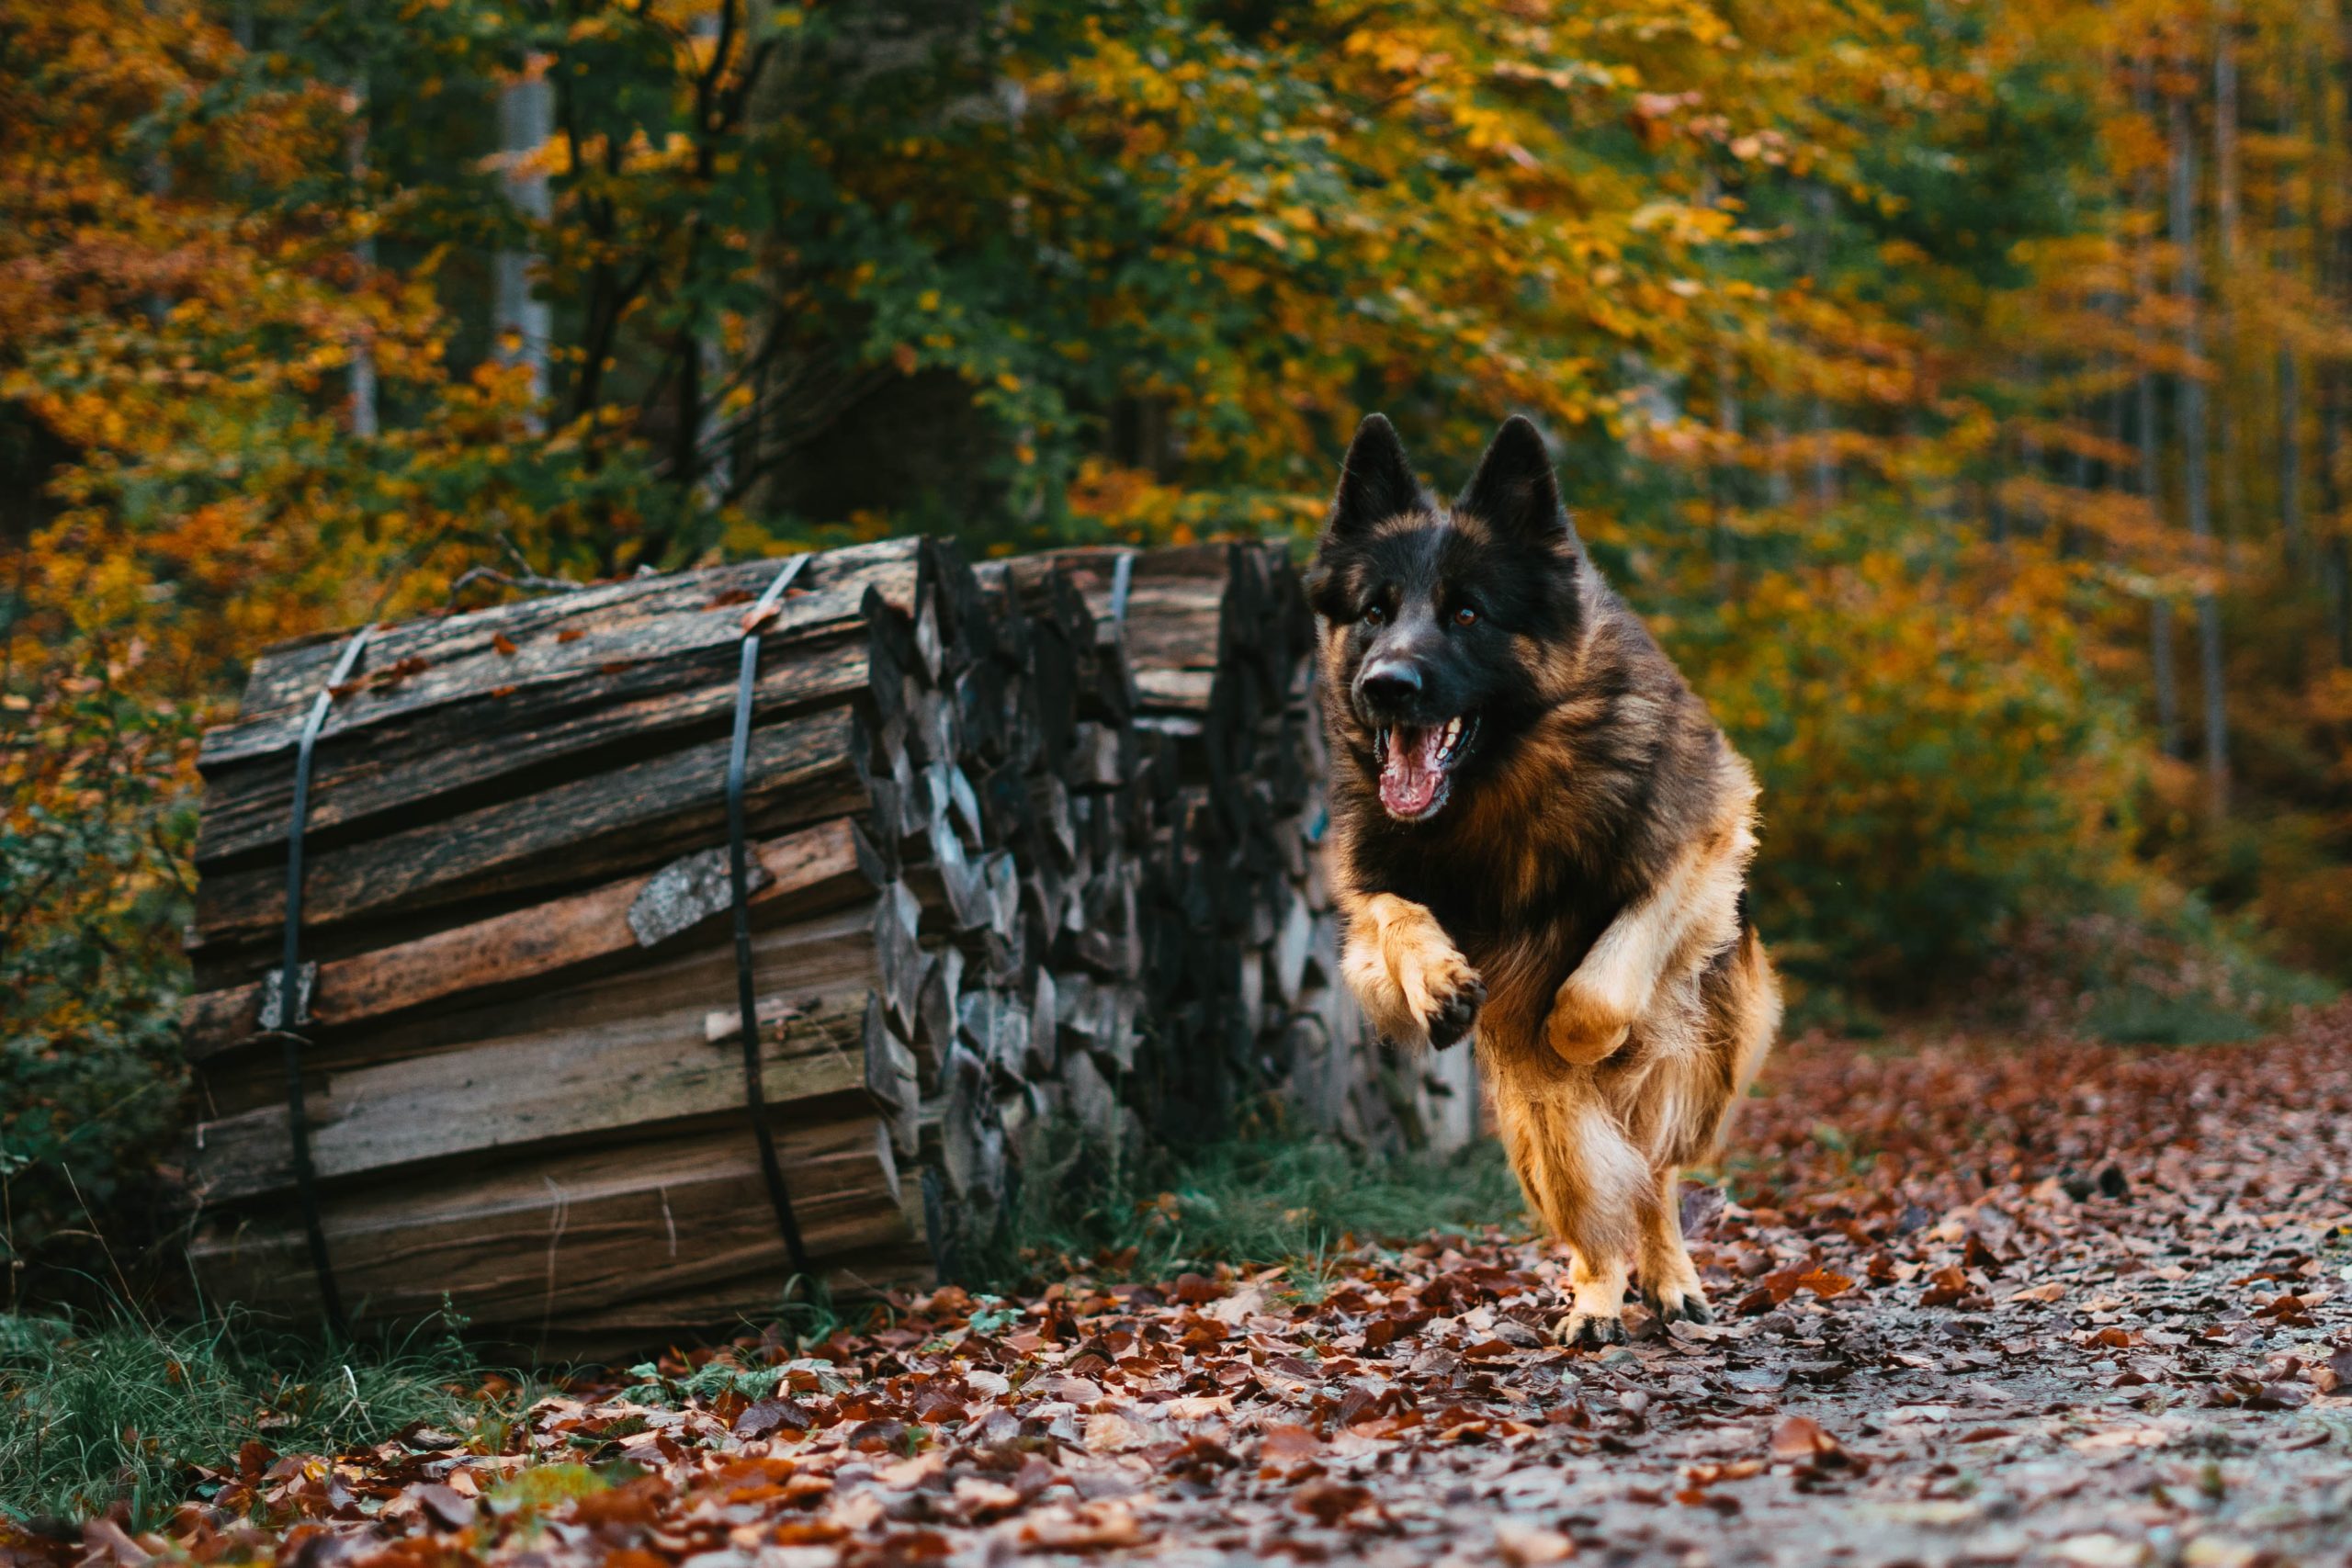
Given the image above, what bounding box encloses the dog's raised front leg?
[1340,891,1484,1049]
[1545,825,1749,1066]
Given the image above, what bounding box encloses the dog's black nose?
[1358,660,1421,710]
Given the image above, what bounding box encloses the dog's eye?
[1453,604,1479,627]
[1363,604,1386,626]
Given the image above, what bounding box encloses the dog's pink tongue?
[1379,725,1445,817]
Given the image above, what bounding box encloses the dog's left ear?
[1457,415,1573,546]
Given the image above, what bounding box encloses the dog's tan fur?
[1314,416,1781,1343]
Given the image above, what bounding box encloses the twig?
[441,563,586,611]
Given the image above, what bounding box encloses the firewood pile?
[177,536,1475,1351]
[1005,547,1476,1156]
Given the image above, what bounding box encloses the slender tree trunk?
[348,60,378,440]
[1713,339,1741,600]
[1764,404,1792,509]
[2335,540,2352,666]
[2278,63,2304,571]
[2326,21,2352,665]
[495,56,554,425]
[687,10,730,508]
[1806,184,1837,514]
[2172,89,2231,817]
[2018,353,2044,536]
[2135,62,2184,758]
[741,0,798,521]
[2141,367,2184,756]
[2062,373,2095,558]
[2282,351,2304,568]
[2327,364,2351,665]
[2214,5,2243,539]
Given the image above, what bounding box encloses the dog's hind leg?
[1488,1075,1647,1347]
[1635,1165,1710,1325]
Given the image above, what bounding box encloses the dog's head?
[1306,413,1584,824]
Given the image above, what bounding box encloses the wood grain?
[182,819,867,1059]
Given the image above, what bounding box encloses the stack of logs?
[1009,547,1477,1157]
[179,536,1474,1352]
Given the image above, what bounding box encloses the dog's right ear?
[1325,413,1425,542]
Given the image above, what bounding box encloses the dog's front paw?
[1553,1309,1627,1348]
[1544,974,1632,1066]
[1411,945,1485,1049]
[1344,896,1484,1049]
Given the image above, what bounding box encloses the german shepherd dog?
[1308,413,1781,1345]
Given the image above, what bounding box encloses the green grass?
[0,1304,528,1529]
[1001,1117,1530,1287]
[2084,984,2269,1046]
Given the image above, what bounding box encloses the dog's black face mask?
[1307,414,1581,823]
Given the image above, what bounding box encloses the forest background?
[6,0,2350,1302]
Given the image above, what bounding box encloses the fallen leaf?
[1082,1411,1148,1451]
[410,1484,474,1532]
[1259,1422,1324,1471]
[1293,1479,1373,1526]
[1015,1501,1143,1551]
[1769,1416,1842,1461]
[733,1398,817,1438]
[1795,1269,1854,1299]
[1494,1519,1577,1564]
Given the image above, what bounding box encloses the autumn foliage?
[5,0,2349,1284]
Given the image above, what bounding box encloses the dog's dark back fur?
[1308,414,1751,1055]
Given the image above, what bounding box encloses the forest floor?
[13,1019,2352,1568]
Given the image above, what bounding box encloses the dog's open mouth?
[1375,716,1476,821]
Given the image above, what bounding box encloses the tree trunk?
[2327,364,2350,665]
[2213,6,2242,539]
[2134,62,2183,758]
[348,60,378,440]
[2278,58,2303,571]
[1713,333,1740,600]
[2282,349,2305,568]
[2335,536,2352,667]
[2172,89,2230,817]
[495,57,554,423]
[1805,184,1837,515]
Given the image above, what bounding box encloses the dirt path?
[28,1023,2352,1568]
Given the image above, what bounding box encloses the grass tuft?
[2084,985,2268,1046]
[0,1303,528,1529]
[1001,1117,1529,1286]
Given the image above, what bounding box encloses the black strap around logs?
[729,553,816,1280]
[272,621,377,1339]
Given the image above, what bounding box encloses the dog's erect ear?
[1457,415,1571,545]
[1326,413,1425,541]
